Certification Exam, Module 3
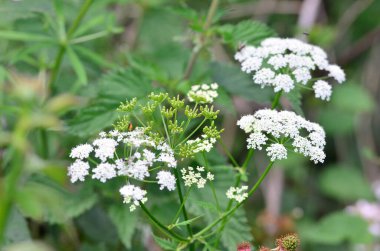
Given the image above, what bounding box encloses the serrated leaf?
[108,205,138,249]
[210,61,272,104]
[285,87,304,115]
[153,235,179,250]
[75,45,116,68]
[66,68,152,137]
[319,165,374,202]
[217,20,277,48]
[300,212,373,244]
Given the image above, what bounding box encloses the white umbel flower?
[187,83,218,104]
[157,171,176,191]
[93,138,118,162]
[70,144,93,159]
[313,80,332,101]
[235,37,345,99]
[181,166,214,189]
[68,160,90,183]
[273,74,294,93]
[226,186,248,203]
[327,64,346,83]
[266,143,287,161]
[237,109,326,163]
[92,163,117,182]
[119,185,148,211]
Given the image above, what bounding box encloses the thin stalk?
[183,0,219,79]
[194,162,274,239]
[177,118,207,146]
[218,138,239,167]
[212,149,254,246]
[173,169,193,237]
[159,105,171,146]
[49,0,94,88]
[271,90,283,109]
[202,152,221,213]
[139,203,187,242]
[171,187,192,225]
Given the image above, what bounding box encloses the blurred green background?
[0,0,380,250]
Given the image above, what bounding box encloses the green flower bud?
[148,92,168,103]
[117,97,137,112]
[168,95,184,109]
[200,105,219,119]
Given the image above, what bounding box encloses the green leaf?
[108,205,138,249]
[331,83,375,113]
[3,208,31,246]
[66,185,98,218]
[318,108,355,135]
[66,68,152,137]
[285,87,304,115]
[319,165,374,202]
[152,235,179,251]
[74,45,116,68]
[67,46,88,85]
[210,61,272,104]
[0,30,55,43]
[187,165,252,251]
[300,211,373,244]
[217,20,277,48]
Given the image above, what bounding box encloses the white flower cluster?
[68,128,178,211]
[187,83,218,104]
[346,200,380,237]
[226,186,248,203]
[119,185,148,212]
[187,136,217,153]
[237,109,326,163]
[235,38,345,101]
[181,166,214,188]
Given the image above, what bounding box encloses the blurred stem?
[173,169,194,250]
[49,0,94,89]
[38,129,48,159]
[183,0,219,80]
[139,203,187,242]
[202,152,221,213]
[177,118,207,147]
[171,187,192,225]
[0,148,24,245]
[218,138,239,167]
[194,162,274,240]
[212,148,254,247]
[271,90,283,109]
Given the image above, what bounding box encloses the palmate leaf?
[187,165,253,251]
[217,20,277,48]
[66,68,152,137]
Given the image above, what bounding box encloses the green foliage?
[210,62,272,103]
[300,212,373,244]
[319,165,375,202]
[67,68,152,136]
[217,20,277,48]
[108,205,138,249]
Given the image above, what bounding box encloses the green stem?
[159,105,171,146]
[177,118,207,147]
[202,152,221,213]
[212,149,254,246]
[218,138,239,167]
[271,90,283,109]
[183,0,219,79]
[0,149,24,245]
[139,203,187,242]
[173,169,193,238]
[194,162,274,239]
[49,0,94,89]
[171,187,192,225]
